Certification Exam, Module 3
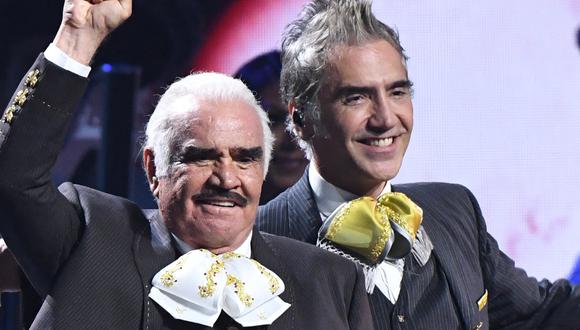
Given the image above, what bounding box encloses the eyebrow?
[232,147,264,161]
[172,146,219,163]
[171,145,264,163]
[389,79,414,90]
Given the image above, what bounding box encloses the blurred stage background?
[0,2,579,323]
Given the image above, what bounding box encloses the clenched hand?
[54,0,132,65]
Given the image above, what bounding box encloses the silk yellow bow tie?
[318,192,423,265]
[149,249,290,327]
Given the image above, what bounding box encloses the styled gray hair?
[281,0,408,155]
[145,72,274,177]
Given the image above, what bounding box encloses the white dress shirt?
[172,231,253,258]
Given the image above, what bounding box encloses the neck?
[172,232,251,256]
[336,180,386,198]
[206,245,241,255]
[314,165,387,198]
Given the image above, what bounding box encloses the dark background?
[0,1,233,101]
[0,3,237,327]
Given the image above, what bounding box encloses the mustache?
[193,190,248,207]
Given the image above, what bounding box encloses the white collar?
[172,231,253,258]
[308,164,392,219]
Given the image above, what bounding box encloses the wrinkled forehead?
[169,97,264,150]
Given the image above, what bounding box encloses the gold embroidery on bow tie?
[160,253,191,287]
[372,202,392,260]
[226,274,254,307]
[222,251,241,260]
[199,259,225,298]
[325,203,353,240]
[221,251,280,294]
[378,192,423,241]
[319,193,423,265]
[160,273,176,287]
[251,260,280,294]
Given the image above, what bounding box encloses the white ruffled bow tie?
[149,249,291,327]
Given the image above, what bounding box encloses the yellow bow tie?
[318,192,423,265]
[149,249,290,327]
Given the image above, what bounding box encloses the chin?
[365,162,402,182]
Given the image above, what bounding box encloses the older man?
[257,0,580,329]
[0,1,372,329]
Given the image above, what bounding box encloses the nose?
[367,93,398,133]
[207,160,241,190]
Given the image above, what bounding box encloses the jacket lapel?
[286,169,323,243]
[393,185,477,329]
[133,209,178,328]
[250,232,296,328]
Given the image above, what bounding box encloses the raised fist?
[62,0,132,37]
[55,0,133,65]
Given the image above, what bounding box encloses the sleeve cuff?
[44,43,92,78]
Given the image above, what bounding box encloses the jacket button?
[397,314,405,323]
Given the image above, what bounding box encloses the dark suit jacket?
[257,170,580,329]
[0,55,373,329]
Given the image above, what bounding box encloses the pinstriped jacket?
[0,55,374,329]
[256,169,580,329]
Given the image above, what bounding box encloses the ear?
[143,148,160,198]
[289,102,314,140]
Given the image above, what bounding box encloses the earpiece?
[292,108,304,127]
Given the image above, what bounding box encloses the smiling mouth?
[205,201,236,207]
[197,198,242,208]
[360,137,394,147]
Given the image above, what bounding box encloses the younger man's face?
[312,39,413,196]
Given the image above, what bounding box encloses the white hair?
[144,72,274,177]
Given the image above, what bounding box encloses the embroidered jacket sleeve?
[0,54,89,296]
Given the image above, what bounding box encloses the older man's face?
[312,39,413,197]
[157,98,265,253]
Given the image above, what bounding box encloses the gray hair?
[281,0,408,156]
[145,72,274,177]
